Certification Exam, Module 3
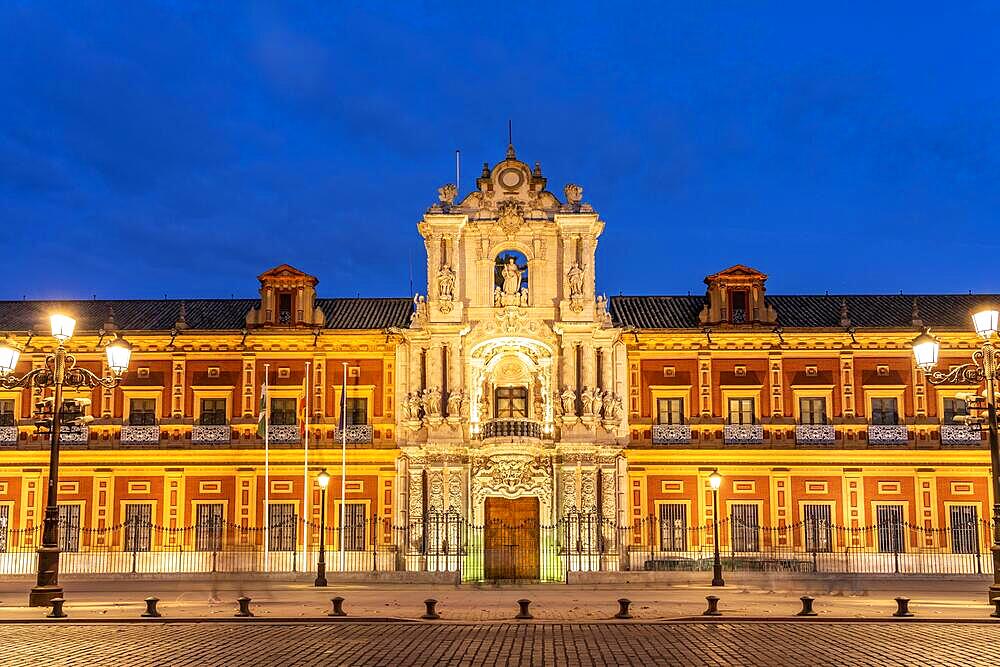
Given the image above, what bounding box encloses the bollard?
[421,598,440,620]
[892,597,914,618]
[991,600,1000,619]
[141,597,162,618]
[796,595,817,617]
[614,598,632,619]
[234,596,254,618]
[515,599,533,620]
[329,597,347,617]
[47,598,67,619]
[703,595,722,617]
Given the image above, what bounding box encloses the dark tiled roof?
[611,294,1000,330]
[0,298,412,332]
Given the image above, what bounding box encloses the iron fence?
[0,513,994,579]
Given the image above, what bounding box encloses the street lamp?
[709,469,725,587]
[315,468,330,587]
[911,308,1000,604]
[0,315,131,606]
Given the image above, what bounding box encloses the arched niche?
[493,249,529,307]
[468,336,554,434]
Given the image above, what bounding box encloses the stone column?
[582,343,596,391]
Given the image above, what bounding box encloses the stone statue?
[446,389,462,418]
[560,387,577,418]
[422,387,442,417]
[612,394,624,422]
[602,391,615,421]
[563,183,583,206]
[459,391,471,419]
[493,286,503,307]
[567,263,585,298]
[501,257,522,296]
[590,387,604,418]
[596,294,612,326]
[411,294,428,326]
[519,289,529,307]
[400,392,414,421]
[581,386,595,416]
[553,391,563,417]
[438,183,457,206]
[437,264,456,300]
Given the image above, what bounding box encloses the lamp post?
[709,469,725,587]
[0,315,132,606]
[911,307,1000,603]
[315,468,330,587]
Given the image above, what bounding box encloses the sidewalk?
[0,579,996,622]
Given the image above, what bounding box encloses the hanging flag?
[298,374,308,437]
[256,377,268,438]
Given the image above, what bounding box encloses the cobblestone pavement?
[2,621,999,666]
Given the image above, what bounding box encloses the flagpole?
[303,361,311,572]
[340,361,347,572]
[263,363,270,574]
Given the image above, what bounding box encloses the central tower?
[395,145,627,577]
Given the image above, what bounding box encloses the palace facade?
[0,144,996,580]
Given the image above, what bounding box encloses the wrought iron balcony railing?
[652,424,692,445]
[482,418,542,440]
[267,424,300,444]
[334,424,373,444]
[192,424,232,445]
[940,424,983,447]
[120,424,160,445]
[867,424,908,447]
[0,425,17,446]
[795,424,836,446]
[724,424,763,445]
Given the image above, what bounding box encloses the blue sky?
[2,2,998,299]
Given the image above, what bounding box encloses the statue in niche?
[581,386,595,417]
[602,391,615,421]
[422,387,442,417]
[501,257,522,295]
[561,387,577,418]
[459,391,471,419]
[567,263,585,297]
[446,389,462,419]
[591,387,604,417]
[437,265,456,314]
[401,392,415,421]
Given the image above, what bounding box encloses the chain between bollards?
[46,597,67,619]
[614,598,632,619]
[141,596,162,618]
[234,596,254,618]
[796,595,817,617]
[703,595,722,616]
[892,597,914,618]
[515,599,533,620]
[421,598,440,620]
[329,596,347,617]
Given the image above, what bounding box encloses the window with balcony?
[727,397,755,425]
[730,289,748,324]
[0,399,14,426]
[128,398,157,426]
[656,398,684,425]
[494,387,527,419]
[344,397,368,425]
[278,292,293,324]
[799,397,827,425]
[943,397,969,425]
[270,397,297,426]
[870,398,899,425]
[199,398,228,425]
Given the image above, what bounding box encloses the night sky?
[3,3,998,301]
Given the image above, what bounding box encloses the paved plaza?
[3,620,1000,666]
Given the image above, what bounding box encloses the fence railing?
[0,514,994,579]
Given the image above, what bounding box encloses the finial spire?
[505,119,516,159]
[175,300,189,330]
[911,297,923,328]
[103,304,118,332]
[839,298,851,328]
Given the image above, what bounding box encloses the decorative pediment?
[704,264,768,286]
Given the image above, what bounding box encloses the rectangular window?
[494,387,528,419]
[342,503,366,551]
[656,398,684,425]
[278,292,293,324]
[799,397,827,425]
[943,398,969,426]
[0,399,14,426]
[949,505,979,554]
[199,398,228,425]
[57,505,81,553]
[876,505,905,553]
[268,503,297,552]
[803,504,832,552]
[658,503,687,551]
[344,397,368,426]
[730,503,760,552]
[870,398,899,425]
[730,290,748,324]
[727,397,755,425]
[195,504,224,552]
[270,397,297,426]
[123,503,153,552]
[128,398,157,425]
[0,505,8,553]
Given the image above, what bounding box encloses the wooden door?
[484,497,540,580]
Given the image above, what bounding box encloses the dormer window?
[698,264,778,327]
[245,264,325,329]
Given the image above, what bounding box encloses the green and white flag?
[256,377,268,438]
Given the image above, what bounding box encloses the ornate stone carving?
[410,294,428,327]
[446,389,465,420]
[561,387,577,419]
[580,469,597,511]
[560,469,577,515]
[497,199,525,236]
[447,469,464,513]
[566,262,586,312]
[581,386,595,417]
[438,183,457,206]
[563,183,583,207]
[472,454,551,507]
[436,264,456,313]
[429,470,445,513]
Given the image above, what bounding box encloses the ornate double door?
[483,496,540,580]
